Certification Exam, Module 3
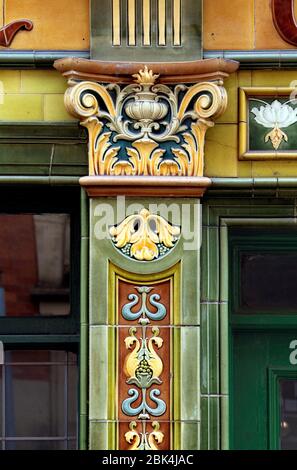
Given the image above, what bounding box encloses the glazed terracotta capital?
[54,58,239,197]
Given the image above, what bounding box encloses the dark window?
[0,187,80,450]
[230,228,297,315]
[240,252,297,312]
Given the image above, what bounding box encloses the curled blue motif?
[148,294,167,321]
[122,388,166,417]
[121,287,167,323]
[121,294,143,321]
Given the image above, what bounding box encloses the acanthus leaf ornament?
[110,208,181,261]
[125,421,164,451]
[64,68,228,177]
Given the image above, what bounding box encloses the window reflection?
[0,214,70,317]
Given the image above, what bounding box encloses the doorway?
[229,227,297,450]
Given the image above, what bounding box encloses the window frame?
[229,227,297,328]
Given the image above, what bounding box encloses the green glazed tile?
[89,421,117,450]
[180,422,200,451]
[220,303,229,396]
[181,327,200,421]
[208,304,220,395]
[200,303,209,395]
[221,396,229,450]
[89,326,115,421]
[209,397,220,450]
[200,397,209,450]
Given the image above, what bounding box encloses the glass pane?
[3,350,77,447]
[0,214,70,317]
[240,252,297,312]
[5,440,67,450]
[280,380,297,450]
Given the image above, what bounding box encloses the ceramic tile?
[89,421,116,450]
[201,227,220,302]
[0,94,43,120]
[44,94,76,122]
[179,422,200,451]
[5,0,90,50]
[0,70,21,93]
[204,0,254,50]
[21,70,67,94]
[180,327,200,421]
[205,125,238,178]
[217,73,238,124]
[255,0,297,49]
[89,326,116,421]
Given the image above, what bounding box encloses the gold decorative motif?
[109,208,181,261]
[125,421,164,450]
[124,326,163,387]
[64,69,228,177]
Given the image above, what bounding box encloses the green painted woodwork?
[229,227,297,450]
[0,123,87,177]
[231,331,297,450]
[230,228,297,316]
[201,199,297,450]
[0,122,87,142]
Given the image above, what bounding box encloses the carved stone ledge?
[79,175,211,197]
[54,57,239,85]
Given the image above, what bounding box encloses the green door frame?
[222,218,297,449]
[201,196,297,449]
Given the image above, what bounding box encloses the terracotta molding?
[54,57,239,84]
[79,176,211,197]
[0,20,33,47]
[272,0,297,47]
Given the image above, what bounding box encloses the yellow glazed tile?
[238,161,252,178]
[44,94,76,122]
[238,71,252,88]
[0,94,43,120]
[21,71,68,94]
[0,1,3,27]
[217,73,238,124]
[4,0,90,50]
[204,0,254,50]
[252,71,297,88]
[255,0,297,50]
[252,161,297,177]
[205,125,238,177]
[0,71,21,93]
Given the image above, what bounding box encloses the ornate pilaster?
[55,56,238,450]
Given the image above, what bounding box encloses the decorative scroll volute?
[64,67,228,177]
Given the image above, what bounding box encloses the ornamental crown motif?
[64,66,228,177]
